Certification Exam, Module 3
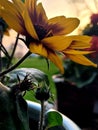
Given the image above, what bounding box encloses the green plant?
[63,59,98,88]
[0,0,97,130]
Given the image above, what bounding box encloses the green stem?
[39,100,45,130]
[0,51,31,77]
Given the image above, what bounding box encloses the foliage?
[0,83,30,130]
[63,59,98,88]
[0,0,97,130]
[45,111,63,129]
[0,16,63,129]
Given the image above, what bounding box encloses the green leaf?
[5,68,49,87]
[45,111,63,129]
[16,96,30,130]
[0,83,30,130]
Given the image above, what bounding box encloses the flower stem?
[0,51,31,77]
[6,33,19,69]
[39,100,45,130]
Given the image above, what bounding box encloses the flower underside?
[34,24,52,40]
[26,24,53,46]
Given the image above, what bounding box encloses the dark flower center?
[26,25,52,47]
[34,24,48,40]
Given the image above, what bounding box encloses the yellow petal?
[22,9,38,40]
[0,0,26,34]
[0,0,18,15]
[42,36,72,51]
[42,35,92,52]
[0,10,24,34]
[29,42,48,57]
[48,16,80,35]
[47,51,64,74]
[71,41,91,49]
[64,49,95,54]
[12,0,25,13]
[29,42,64,73]
[13,0,38,39]
[25,0,36,14]
[70,36,92,49]
[67,54,97,67]
[36,3,48,25]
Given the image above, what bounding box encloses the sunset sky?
[39,0,98,29]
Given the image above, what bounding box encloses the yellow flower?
[0,0,97,73]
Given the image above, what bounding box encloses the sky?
[39,0,98,30]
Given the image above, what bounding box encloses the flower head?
[0,0,97,73]
[90,14,98,25]
[85,36,98,63]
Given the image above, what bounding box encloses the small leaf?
[45,111,63,129]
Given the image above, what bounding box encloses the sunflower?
[0,0,97,73]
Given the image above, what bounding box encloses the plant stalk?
[39,100,45,130]
[6,33,19,69]
[0,51,31,77]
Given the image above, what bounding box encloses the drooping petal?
[48,16,80,35]
[29,42,64,73]
[29,42,48,57]
[67,54,97,67]
[47,51,64,74]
